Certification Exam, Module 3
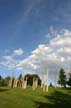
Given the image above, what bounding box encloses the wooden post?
[33,77,38,90]
[13,77,16,88]
[22,76,28,89]
[43,71,48,92]
[8,78,12,87]
[14,78,18,87]
[41,80,43,88]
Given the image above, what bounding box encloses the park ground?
[0,86,71,108]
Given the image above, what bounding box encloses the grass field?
[0,86,71,108]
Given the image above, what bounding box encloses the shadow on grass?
[0,88,10,92]
[35,90,71,108]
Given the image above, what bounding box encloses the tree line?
[0,74,41,87]
[58,68,71,88]
[0,68,71,88]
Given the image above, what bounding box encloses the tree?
[24,74,41,86]
[0,75,11,86]
[67,72,71,87]
[58,68,67,87]
[0,75,3,86]
[25,74,33,86]
[49,82,53,87]
[4,76,11,86]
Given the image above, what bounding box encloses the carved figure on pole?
[42,71,48,92]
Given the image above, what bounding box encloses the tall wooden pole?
[43,70,48,92]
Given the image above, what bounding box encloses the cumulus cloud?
[0,48,24,70]
[1,28,71,83]
[13,48,24,56]
[50,36,71,47]
[17,29,71,82]
[17,45,60,77]
[2,56,14,62]
[1,56,16,69]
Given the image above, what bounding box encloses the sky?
[0,0,71,84]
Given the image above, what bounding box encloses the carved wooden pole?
[41,80,43,88]
[22,76,28,89]
[43,71,48,92]
[33,77,35,90]
[8,78,12,87]
[8,69,14,87]
[14,78,18,87]
[33,77,38,90]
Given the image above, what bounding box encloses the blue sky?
[0,0,71,50]
[0,0,71,84]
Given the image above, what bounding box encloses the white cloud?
[2,56,14,62]
[0,48,24,70]
[17,29,71,81]
[60,57,65,62]
[1,28,71,83]
[63,29,71,36]
[57,47,71,54]
[13,48,24,56]
[50,36,71,46]
[17,45,60,73]
[1,55,16,69]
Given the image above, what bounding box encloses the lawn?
[0,86,71,108]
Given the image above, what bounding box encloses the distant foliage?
[0,74,41,87]
[0,75,11,86]
[24,74,41,86]
[49,82,54,87]
[0,75,3,86]
[58,68,67,87]
[67,72,71,87]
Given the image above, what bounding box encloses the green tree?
[0,75,11,86]
[0,75,3,86]
[49,82,53,87]
[58,68,67,87]
[25,74,33,86]
[4,76,11,86]
[67,72,71,87]
[25,74,41,86]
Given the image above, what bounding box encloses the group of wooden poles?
[8,72,48,92]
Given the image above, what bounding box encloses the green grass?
[0,86,71,108]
